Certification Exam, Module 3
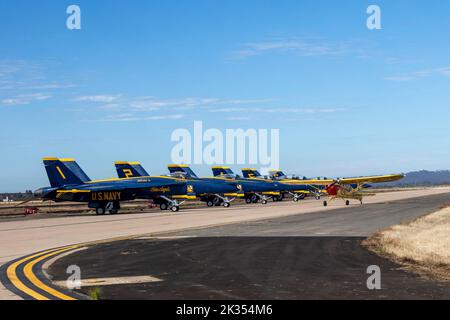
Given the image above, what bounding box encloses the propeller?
[327,179,340,189]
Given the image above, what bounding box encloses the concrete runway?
[1,187,450,299]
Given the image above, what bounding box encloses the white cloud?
[0,60,76,92]
[75,94,122,103]
[98,113,184,122]
[76,94,274,112]
[27,83,78,90]
[127,97,219,111]
[385,67,450,81]
[125,97,274,111]
[1,93,52,106]
[231,38,355,60]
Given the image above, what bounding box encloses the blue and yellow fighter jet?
[171,165,314,204]
[239,168,318,202]
[170,164,302,204]
[115,162,243,208]
[267,169,326,200]
[210,166,285,204]
[29,158,196,214]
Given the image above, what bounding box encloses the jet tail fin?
[42,157,90,188]
[211,166,235,177]
[241,168,262,178]
[115,161,149,178]
[269,170,286,179]
[168,164,198,178]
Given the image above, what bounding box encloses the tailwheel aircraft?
[17,158,196,215]
[267,169,405,204]
[322,181,376,207]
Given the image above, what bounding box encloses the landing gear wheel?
[323,201,328,207]
[207,201,214,207]
[245,198,252,204]
[261,199,268,205]
[109,209,118,215]
[315,196,321,200]
[170,206,179,212]
[223,202,231,208]
[273,195,282,202]
[160,203,168,210]
[96,207,105,215]
[293,197,299,202]
[346,200,350,206]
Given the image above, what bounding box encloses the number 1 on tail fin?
[42,157,91,188]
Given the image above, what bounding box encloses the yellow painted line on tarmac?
[6,246,78,300]
[22,246,79,300]
[4,234,174,300]
[7,248,69,300]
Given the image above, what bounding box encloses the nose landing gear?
[203,194,234,208]
[158,196,181,212]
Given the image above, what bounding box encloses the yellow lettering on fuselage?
[92,192,122,201]
[150,187,171,193]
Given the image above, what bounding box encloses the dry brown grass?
[364,207,450,281]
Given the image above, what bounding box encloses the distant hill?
[377,170,450,187]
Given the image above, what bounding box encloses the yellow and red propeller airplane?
[246,169,405,206]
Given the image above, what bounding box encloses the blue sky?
[1,0,450,191]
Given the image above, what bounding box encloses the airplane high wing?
[335,174,405,184]
[268,170,405,186]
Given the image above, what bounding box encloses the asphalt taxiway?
[46,191,450,299]
[1,187,450,299]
